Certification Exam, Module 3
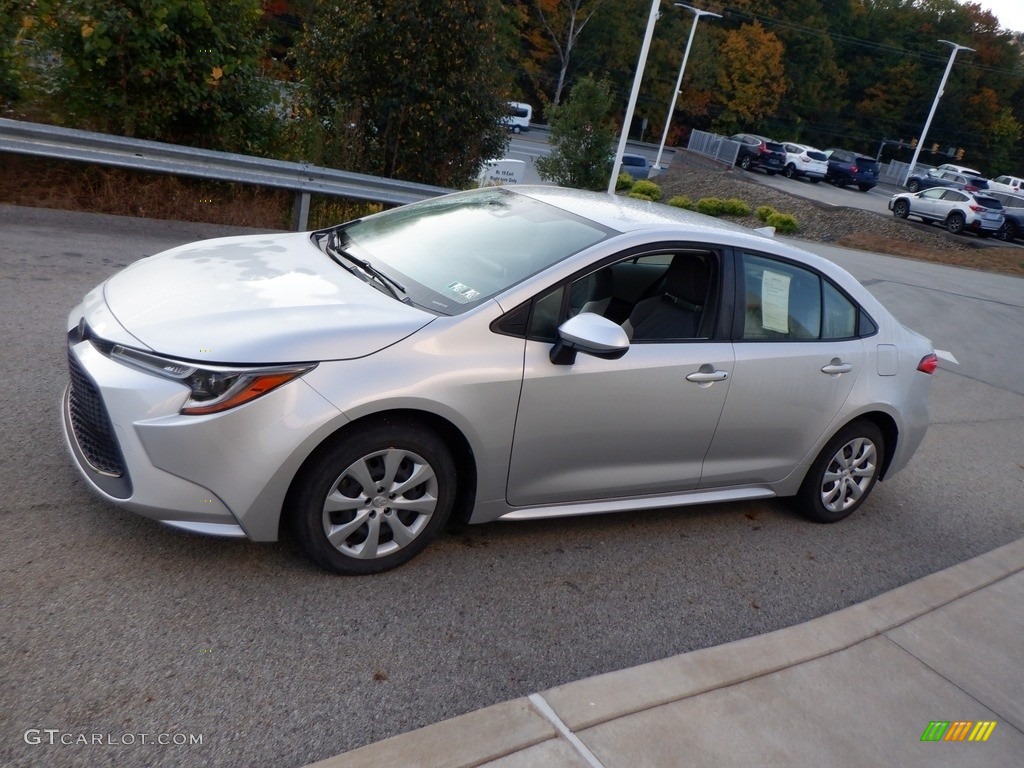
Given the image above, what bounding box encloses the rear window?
[807,151,828,161]
[855,157,879,170]
[968,178,989,189]
[766,142,785,152]
[975,197,1002,209]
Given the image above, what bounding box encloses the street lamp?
[654,4,722,171]
[904,40,974,185]
[607,0,662,194]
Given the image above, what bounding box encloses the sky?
[963,0,1024,33]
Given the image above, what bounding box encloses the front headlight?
[108,345,316,415]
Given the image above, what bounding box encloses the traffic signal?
[910,137,918,148]
[956,147,965,161]
[931,142,939,152]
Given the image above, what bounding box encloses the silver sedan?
[63,187,937,574]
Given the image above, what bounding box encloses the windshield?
[326,189,612,314]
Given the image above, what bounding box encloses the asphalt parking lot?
[1,204,1022,768]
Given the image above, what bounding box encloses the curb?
[305,536,1024,768]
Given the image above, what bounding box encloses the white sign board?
[478,158,525,187]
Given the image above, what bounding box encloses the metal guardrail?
[0,118,451,230]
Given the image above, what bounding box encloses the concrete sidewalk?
[307,537,1023,768]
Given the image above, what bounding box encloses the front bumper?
[63,337,342,541]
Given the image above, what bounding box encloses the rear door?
[701,250,867,487]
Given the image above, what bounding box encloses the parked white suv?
[987,175,1024,194]
[889,187,1004,237]
[781,143,828,183]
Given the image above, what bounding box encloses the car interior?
[530,249,719,343]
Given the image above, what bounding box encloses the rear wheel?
[784,164,797,179]
[740,155,752,170]
[892,199,910,219]
[795,421,884,523]
[998,221,1016,242]
[907,179,921,193]
[946,212,966,235]
[287,421,456,574]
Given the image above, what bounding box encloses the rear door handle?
[821,358,853,375]
[686,364,729,386]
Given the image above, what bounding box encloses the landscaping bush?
[616,172,634,191]
[756,205,777,222]
[766,212,799,233]
[722,198,752,216]
[629,179,662,201]
[667,195,694,210]
[695,197,727,216]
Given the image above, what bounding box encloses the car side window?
[527,249,719,343]
[922,188,945,199]
[740,252,865,341]
[942,190,967,201]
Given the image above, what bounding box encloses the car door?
[700,250,867,487]
[914,188,947,219]
[506,247,734,507]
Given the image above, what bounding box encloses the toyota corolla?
[63,187,936,574]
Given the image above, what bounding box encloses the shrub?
[766,212,799,233]
[695,197,727,216]
[630,179,662,201]
[616,172,634,191]
[722,198,752,216]
[667,195,693,210]
[756,205,777,222]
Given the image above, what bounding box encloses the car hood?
[100,232,434,363]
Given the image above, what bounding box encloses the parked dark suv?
[730,134,787,175]
[824,149,880,192]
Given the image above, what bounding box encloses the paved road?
[1,204,1022,768]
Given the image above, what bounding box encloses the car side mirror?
[550,313,630,365]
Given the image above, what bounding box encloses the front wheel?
[794,421,885,523]
[287,421,456,574]
[739,155,752,170]
[892,199,910,219]
[946,212,966,235]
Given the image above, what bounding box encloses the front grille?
[67,350,126,477]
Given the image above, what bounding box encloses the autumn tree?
[535,75,614,189]
[297,0,515,187]
[712,22,788,135]
[533,0,604,105]
[35,0,276,152]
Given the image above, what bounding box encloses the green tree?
[296,0,515,188]
[34,1,275,151]
[0,0,24,106]
[535,75,614,190]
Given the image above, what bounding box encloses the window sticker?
[446,281,481,303]
[761,269,791,333]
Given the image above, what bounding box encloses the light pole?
[904,40,973,185]
[607,0,662,194]
[654,4,721,171]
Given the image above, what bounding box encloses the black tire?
[998,221,1016,242]
[834,176,848,188]
[784,164,797,179]
[287,420,456,574]
[739,155,753,170]
[794,421,885,524]
[809,178,822,184]
[892,199,910,219]
[946,212,966,235]
[907,179,921,193]
[512,125,521,134]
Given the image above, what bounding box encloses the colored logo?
[921,721,996,742]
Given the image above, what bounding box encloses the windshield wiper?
[326,229,407,301]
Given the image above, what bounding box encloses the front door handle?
[821,358,853,375]
[686,363,729,386]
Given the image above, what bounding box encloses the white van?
[988,175,1024,194]
[504,101,532,134]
